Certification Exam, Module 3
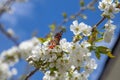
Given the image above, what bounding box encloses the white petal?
[73,20,78,26]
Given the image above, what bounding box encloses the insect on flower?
[48,29,65,49]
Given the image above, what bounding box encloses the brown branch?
[92,17,106,32]
[58,0,98,27]
[24,68,39,80]
[87,0,99,8]
[95,17,106,27]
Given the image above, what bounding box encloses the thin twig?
[0,24,19,46]
[24,68,39,80]
[91,17,106,32]
[96,17,106,27]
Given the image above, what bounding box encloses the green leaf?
[96,46,109,53]
[96,46,115,58]
[88,46,94,51]
[107,52,115,58]
[95,51,101,59]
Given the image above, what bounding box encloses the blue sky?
[0,0,120,80]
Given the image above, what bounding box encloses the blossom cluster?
[98,0,120,43]
[27,39,97,80]
[98,0,120,18]
[0,37,40,80]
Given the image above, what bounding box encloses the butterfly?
[48,30,64,49]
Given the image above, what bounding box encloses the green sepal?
[62,12,67,19]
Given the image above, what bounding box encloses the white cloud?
[11,2,34,16]
[0,1,34,26]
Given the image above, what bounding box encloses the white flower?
[86,59,97,70]
[31,44,43,61]
[103,3,120,18]
[103,20,116,43]
[69,43,89,67]
[60,38,72,52]
[43,71,58,80]
[56,55,71,73]
[98,0,113,10]
[70,20,92,36]
[26,42,50,66]
[81,40,91,48]
[70,71,82,80]
[70,20,83,35]
[98,1,107,11]
[82,25,92,36]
